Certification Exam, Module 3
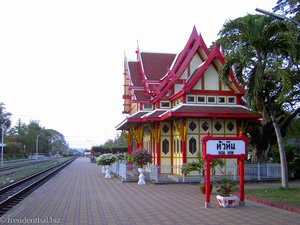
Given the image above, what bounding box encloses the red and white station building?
[116,27,261,173]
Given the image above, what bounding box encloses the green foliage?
[96,153,117,166]
[126,153,134,163]
[0,102,68,159]
[285,117,300,138]
[269,144,300,178]
[95,132,128,149]
[274,0,300,23]
[217,11,300,187]
[216,176,239,197]
[181,158,224,176]
[181,161,204,176]
[0,102,12,129]
[91,146,110,154]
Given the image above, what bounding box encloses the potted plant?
[215,175,239,207]
[132,148,152,168]
[181,157,224,194]
[96,153,117,178]
[129,148,152,185]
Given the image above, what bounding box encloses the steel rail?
[0,157,76,216]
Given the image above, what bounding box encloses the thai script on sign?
[206,139,246,155]
[216,141,235,151]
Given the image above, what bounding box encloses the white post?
[124,162,127,181]
[1,121,8,167]
[233,163,237,181]
[36,134,40,160]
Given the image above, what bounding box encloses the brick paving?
[0,157,299,225]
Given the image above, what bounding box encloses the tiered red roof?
[117,27,262,130]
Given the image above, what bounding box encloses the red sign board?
[200,132,248,208]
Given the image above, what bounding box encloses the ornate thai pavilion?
[116,27,261,173]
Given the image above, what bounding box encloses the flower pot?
[101,165,106,174]
[104,165,112,179]
[137,168,146,185]
[199,183,213,195]
[216,195,239,208]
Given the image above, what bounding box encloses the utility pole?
[1,121,8,167]
[36,134,40,160]
[256,8,300,26]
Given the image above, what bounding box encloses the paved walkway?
[0,157,299,225]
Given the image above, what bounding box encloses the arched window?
[162,139,169,155]
[189,137,197,155]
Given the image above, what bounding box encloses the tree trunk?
[271,114,289,189]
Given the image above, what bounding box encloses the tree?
[274,0,300,23]
[0,102,12,141]
[6,119,28,156]
[44,129,68,155]
[217,14,300,188]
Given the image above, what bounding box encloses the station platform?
[0,157,299,225]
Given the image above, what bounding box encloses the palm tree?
[217,14,300,188]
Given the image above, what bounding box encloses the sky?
[0,0,278,149]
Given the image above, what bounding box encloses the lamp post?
[1,121,8,167]
[256,8,300,26]
[36,134,40,160]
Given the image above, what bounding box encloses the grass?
[0,158,68,188]
[245,187,300,207]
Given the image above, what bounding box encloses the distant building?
[116,27,262,173]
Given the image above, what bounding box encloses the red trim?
[188,90,236,95]
[137,50,150,94]
[155,28,210,100]
[172,27,199,72]
[182,119,187,164]
[124,109,261,124]
[169,90,185,101]
[160,112,261,121]
[123,95,131,99]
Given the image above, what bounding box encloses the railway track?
[0,157,76,216]
[0,159,53,173]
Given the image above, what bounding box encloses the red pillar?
[128,135,133,171]
[205,159,211,208]
[156,141,160,166]
[182,119,187,164]
[182,140,186,164]
[128,144,133,154]
[239,159,245,206]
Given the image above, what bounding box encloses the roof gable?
[183,45,245,94]
[152,27,211,100]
